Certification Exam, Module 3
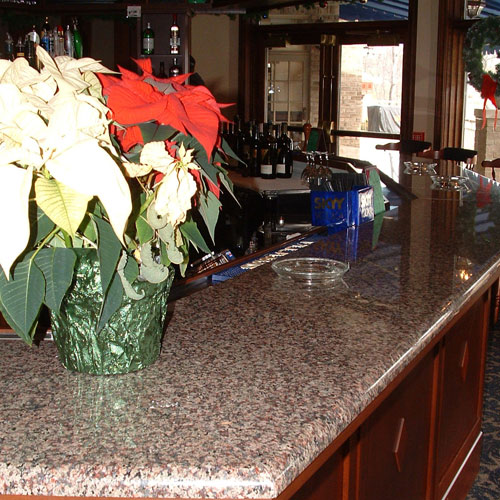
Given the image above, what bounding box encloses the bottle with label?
[276,122,293,178]
[64,25,74,57]
[170,14,180,55]
[15,37,25,58]
[142,22,154,55]
[169,57,181,77]
[260,122,277,179]
[72,18,83,58]
[28,26,40,46]
[40,17,50,52]
[53,26,64,57]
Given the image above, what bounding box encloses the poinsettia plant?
[0,46,236,345]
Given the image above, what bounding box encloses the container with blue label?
[310,185,374,229]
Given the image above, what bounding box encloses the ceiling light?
[466,0,486,18]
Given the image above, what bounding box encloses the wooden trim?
[433,0,473,150]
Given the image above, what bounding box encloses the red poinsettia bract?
[98,60,232,159]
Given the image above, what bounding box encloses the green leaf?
[0,257,45,344]
[218,168,239,206]
[196,154,220,186]
[34,248,76,314]
[136,213,154,244]
[159,240,171,266]
[94,216,122,297]
[138,122,177,143]
[139,242,171,283]
[29,205,55,245]
[179,218,210,253]
[116,252,143,300]
[81,213,97,243]
[220,137,241,164]
[123,252,140,283]
[198,191,222,244]
[34,176,92,237]
[96,270,123,333]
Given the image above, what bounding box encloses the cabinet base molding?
[441,432,482,500]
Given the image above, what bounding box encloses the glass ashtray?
[271,257,349,288]
[403,161,437,176]
[430,175,469,192]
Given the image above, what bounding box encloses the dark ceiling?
[209,0,500,19]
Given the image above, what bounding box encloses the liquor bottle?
[170,14,180,55]
[64,25,74,57]
[53,26,64,57]
[15,37,24,58]
[25,40,37,68]
[249,123,261,177]
[142,22,154,55]
[28,26,40,46]
[40,17,50,52]
[260,122,277,179]
[276,122,293,178]
[157,61,167,78]
[4,33,14,61]
[72,19,83,58]
[169,57,181,77]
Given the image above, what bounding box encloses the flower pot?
[50,251,173,375]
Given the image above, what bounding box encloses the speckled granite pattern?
[2,171,500,498]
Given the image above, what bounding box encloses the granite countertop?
[2,170,500,498]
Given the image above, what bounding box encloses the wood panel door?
[434,292,489,499]
[357,349,436,500]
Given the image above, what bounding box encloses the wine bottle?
[233,116,244,160]
[72,19,83,58]
[142,22,154,55]
[169,57,181,77]
[240,121,252,176]
[249,123,261,177]
[260,122,277,179]
[170,14,180,55]
[276,122,293,178]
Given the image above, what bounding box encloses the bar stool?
[375,139,432,154]
[481,158,500,180]
[419,147,477,165]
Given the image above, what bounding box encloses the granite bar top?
[2,170,500,498]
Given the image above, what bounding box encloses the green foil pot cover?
[50,251,173,375]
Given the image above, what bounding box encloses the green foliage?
[0,255,45,344]
[94,216,122,297]
[198,190,223,244]
[464,16,500,97]
[35,248,76,313]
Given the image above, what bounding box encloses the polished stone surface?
[2,170,500,498]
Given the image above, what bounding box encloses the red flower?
[98,60,231,159]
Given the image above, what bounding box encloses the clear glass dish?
[271,257,349,287]
[403,161,437,176]
[430,175,469,192]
